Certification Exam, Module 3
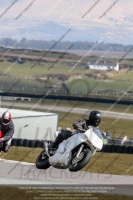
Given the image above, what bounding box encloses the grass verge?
[0,147,133,176]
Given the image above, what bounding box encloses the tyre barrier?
[29,140,36,148]
[11,139,44,148]
[104,145,112,153]
[122,146,128,154]
[16,139,24,147]
[100,145,133,154]
[11,138,18,146]
[23,139,29,147]
[110,145,117,153]
[35,140,43,148]
[10,139,133,154]
[127,146,133,154]
[116,145,122,153]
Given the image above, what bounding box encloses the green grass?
[0,147,41,163]
[0,75,50,87]
[1,61,133,95]
[99,117,133,138]
[113,69,133,81]
[0,62,86,76]
[1,75,133,97]
[68,78,133,93]
[1,61,132,86]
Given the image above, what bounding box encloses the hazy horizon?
[0,0,133,45]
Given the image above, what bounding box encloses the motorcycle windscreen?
[84,126,103,150]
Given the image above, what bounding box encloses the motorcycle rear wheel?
[69,147,92,172]
[36,150,50,169]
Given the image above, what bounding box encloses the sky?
[0,0,133,44]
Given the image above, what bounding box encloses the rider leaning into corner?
[50,110,102,149]
[0,111,15,153]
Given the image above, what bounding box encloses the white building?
[86,61,119,71]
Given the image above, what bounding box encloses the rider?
[0,111,14,153]
[50,110,102,149]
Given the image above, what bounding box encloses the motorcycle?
[36,126,103,172]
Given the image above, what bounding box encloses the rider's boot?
[49,133,63,149]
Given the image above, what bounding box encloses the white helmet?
[2,111,12,125]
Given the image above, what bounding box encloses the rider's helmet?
[2,111,12,125]
[88,110,101,127]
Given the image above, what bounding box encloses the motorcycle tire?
[69,147,92,172]
[36,150,50,169]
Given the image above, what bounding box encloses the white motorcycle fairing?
[49,126,103,169]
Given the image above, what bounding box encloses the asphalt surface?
[0,159,133,196]
[1,101,133,120]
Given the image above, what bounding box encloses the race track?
[1,101,133,120]
[0,159,133,196]
[1,102,133,196]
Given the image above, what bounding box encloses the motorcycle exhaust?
[44,141,50,158]
[76,144,84,158]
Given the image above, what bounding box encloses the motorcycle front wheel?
[36,150,50,169]
[69,147,92,172]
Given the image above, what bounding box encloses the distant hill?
[0,38,132,53]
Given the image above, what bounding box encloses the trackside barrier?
[10,139,133,154]
[0,92,133,105]
[103,136,128,146]
[123,140,133,146]
[100,145,133,154]
[11,139,44,148]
